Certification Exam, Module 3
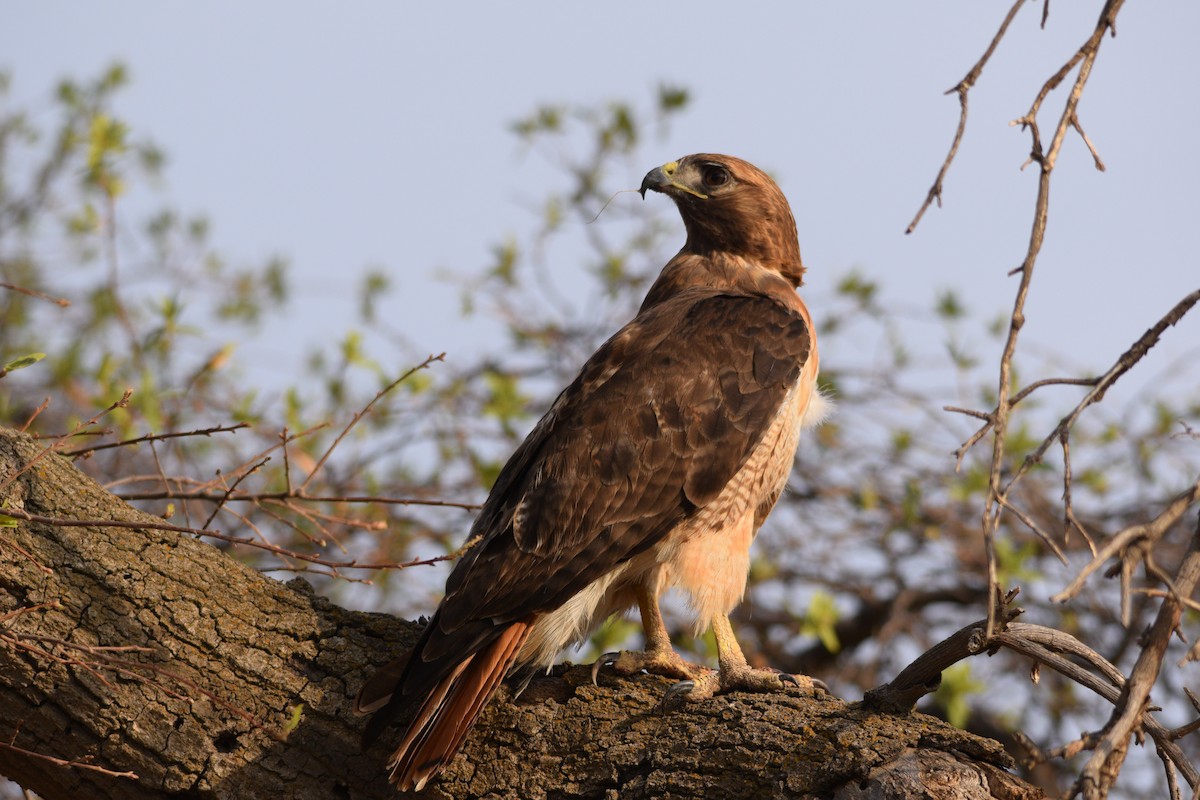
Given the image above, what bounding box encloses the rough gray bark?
[0,428,1044,799]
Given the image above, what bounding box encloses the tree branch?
[0,427,1046,799]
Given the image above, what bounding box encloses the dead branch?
[112,488,479,510]
[0,507,457,574]
[299,353,446,492]
[0,739,136,781]
[61,423,250,457]
[1074,520,1200,799]
[0,281,71,307]
[906,0,1029,233]
[1050,477,1200,604]
[0,389,131,497]
[980,0,1128,640]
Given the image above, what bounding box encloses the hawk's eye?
[701,165,730,189]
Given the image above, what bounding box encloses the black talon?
[659,679,695,711]
[777,672,829,695]
[591,652,620,685]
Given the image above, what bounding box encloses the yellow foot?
[667,665,826,702]
[591,649,706,684]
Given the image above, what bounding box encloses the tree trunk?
[0,428,1044,799]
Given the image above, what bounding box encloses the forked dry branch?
[899,2,1200,797]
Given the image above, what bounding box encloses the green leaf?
[282,704,304,736]
[935,289,966,320]
[482,369,529,429]
[800,591,841,653]
[489,239,519,285]
[657,85,690,112]
[995,537,1041,585]
[3,352,46,372]
[936,663,984,729]
[835,271,878,308]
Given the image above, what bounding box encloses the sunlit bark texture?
[0,428,1044,799]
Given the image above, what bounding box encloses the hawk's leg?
[679,613,821,700]
[594,584,706,682]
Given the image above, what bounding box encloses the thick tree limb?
[0,428,1043,799]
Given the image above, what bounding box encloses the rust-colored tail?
[387,621,530,792]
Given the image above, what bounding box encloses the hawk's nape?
[356,154,826,791]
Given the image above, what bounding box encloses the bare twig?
[1050,477,1200,604]
[202,456,270,530]
[996,494,1067,563]
[907,0,1028,233]
[1007,289,1200,491]
[0,738,136,780]
[1070,111,1106,171]
[0,389,132,496]
[952,289,1200,471]
[62,422,250,457]
[1075,521,1200,799]
[0,281,71,307]
[18,398,51,433]
[942,405,991,421]
[299,353,445,492]
[0,507,462,573]
[114,488,480,510]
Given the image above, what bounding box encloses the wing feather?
[361,288,812,732]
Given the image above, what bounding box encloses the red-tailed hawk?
[356,154,826,790]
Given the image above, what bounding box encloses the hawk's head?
[640,154,803,287]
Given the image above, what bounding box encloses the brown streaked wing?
[423,289,812,659]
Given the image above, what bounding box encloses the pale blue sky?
[3,2,1198,407]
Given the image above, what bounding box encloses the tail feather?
[355,649,412,718]
[388,621,530,791]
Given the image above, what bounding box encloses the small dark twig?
[0,507,464,573]
[19,398,51,433]
[115,488,480,511]
[0,389,132,496]
[300,353,445,492]
[0,738,136,780]
[906,0,1028,233]
[202,456,270,530]
[0,281,71,307]
[62,423,250,457]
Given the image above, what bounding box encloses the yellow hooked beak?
[639,160,708,200]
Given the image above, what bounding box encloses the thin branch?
[0,281,71,307]
[1006,289,1200,491]
[0,507,460,572]
[18,398,51,433]
[1076,519,1200,799]
[1008,375,1101,408]
[0,389,132,496]
[976,0,1128,639]
[1051,477,1200,604]
[942,405,991,421]
[197,526,462,573]
[907,0,1028,233]
[1070,111,1106,171]
[202,456,270,530]
[0,739,136,780]
[115,488,479,510]
[299,353,445,492]
[62,423,250,457]
[996,494,1067,564]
